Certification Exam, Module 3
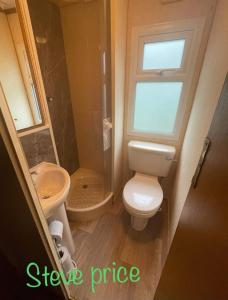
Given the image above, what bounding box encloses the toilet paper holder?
[48,220,78,276]
[48,220,64,246]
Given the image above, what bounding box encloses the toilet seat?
[123,173,163,217]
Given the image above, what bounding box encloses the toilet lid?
[123,173,163,215]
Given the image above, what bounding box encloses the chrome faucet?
[31,170,38,175]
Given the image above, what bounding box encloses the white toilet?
[123,141,176,231]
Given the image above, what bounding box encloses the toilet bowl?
[123,173,163,231]
[123,140,176,231]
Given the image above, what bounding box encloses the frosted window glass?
[133,82,183,134]
[143,39,185,70]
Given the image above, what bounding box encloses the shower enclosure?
[59,0,113,221]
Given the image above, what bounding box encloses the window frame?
[138,31,192,74]
[126,19,205,142]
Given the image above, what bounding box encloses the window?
[127,20,204,141]
[134,82,183,134]
[143,39,185,70]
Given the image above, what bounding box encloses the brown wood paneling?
[154,75,228,300]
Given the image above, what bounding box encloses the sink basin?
[31,162,70,218]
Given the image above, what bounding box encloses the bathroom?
[0,0,228,299]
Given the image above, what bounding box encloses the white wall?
[0,12,34,130]
[111,0,128,196]
[169,0,228,242]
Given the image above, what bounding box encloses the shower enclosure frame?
[63,0,114,221]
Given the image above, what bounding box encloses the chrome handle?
[31,171,38,175]
[47,97,54,102]
[192,137,211,188]
[165,157,177,162]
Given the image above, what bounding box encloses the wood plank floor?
[69,197,168,300]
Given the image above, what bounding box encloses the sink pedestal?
[48,203,75,255]
[30,162,75,255]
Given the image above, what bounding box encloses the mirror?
[0,0,43,131]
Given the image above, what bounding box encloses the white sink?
[31,162,70,218]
